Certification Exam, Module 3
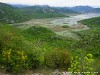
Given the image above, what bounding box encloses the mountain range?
[0,2,100,23]
[12,4,100,13]
[68,6,100,13]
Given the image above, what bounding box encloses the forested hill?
[0,2,32,23]
[21,5,67,19]
[0,2,79,23]
[80,17,100,27]
[77,17,100,57]
[68,6,100,13]
[22,5,77,15]
[0,2,63,23]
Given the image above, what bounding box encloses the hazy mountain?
[22,5,78,15]
[69,6,94,13]
[0,3,66,23]
[11,4,30,8]
[21,5,67,18]
[0,2,80,23]
[86,8,100,13]
[22,5,56,13]
[53,7,78,13]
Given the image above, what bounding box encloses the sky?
[0,0,100,7]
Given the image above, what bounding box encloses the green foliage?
[72,17,100,75]
[0,23,72,73]
[23,26,55,39]
[0,2,67,23]
[68,56,81,73]
[22,5,70,19]
[75,17,100,57]
[68,54,95,75]
[62,25,69,28]
[23,26,75,49]
[26,48,45,69]
[79,17,100,28]
[1,49,28,73]
[44,48,71,70]
[0,3,32,23]
[0,15,100,74]
[83,54,95,75]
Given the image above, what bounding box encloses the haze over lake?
[51,13,100,26]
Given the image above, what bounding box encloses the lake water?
[51,13,100,26]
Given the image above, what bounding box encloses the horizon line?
[0,2,100,8]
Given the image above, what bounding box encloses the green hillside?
[75,17,100,75]
[0,23,75,73]
[21,5,67,18]
[0,2,32,23]
[75,17,100,56]
[0,3,68,23]
[0,2,100,75]
[0,2,79,23]
[0,17,99,74]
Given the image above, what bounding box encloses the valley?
[0,2,100,75]
[12,13,100,39]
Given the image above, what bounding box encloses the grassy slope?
[74,17,100,74]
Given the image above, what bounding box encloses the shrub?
[68,56,81,74]
[27,50,44,69]
[62,25,69,28]
[23,26,55,39]
[1,49,28,73]
[44,48,71,70]
[68,54,95,75]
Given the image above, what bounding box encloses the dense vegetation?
[0,17,100,75]
[0,3,32,23]
[0,2,100,75]
[73,17,100,75]
[0,23,75,73]
[76,17,100,57]
[0,2,71,23]
[22,6,67,19]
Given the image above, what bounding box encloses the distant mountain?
[0,2,79,23]
[21,6,64,18]
[22,5,78,18]
[23,5,57,13]
[69,6,94,13]
[11,4,30,8]
[1,2,73,23]
[53,7,78,13]
[86,8,100,13]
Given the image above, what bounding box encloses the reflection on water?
[51,13,100,26]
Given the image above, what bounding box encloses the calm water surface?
[51,13,100,26]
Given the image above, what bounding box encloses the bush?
[27,50,44,69]
[62,25,69,28]
[1,49,28,73]
[44,48,71,70]
[0,23,72,73]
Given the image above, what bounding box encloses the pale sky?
[0,0,100,7]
